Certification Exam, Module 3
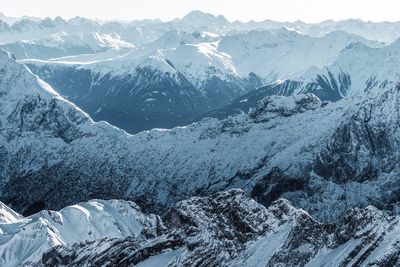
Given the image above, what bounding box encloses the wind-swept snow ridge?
[0,201,23,223]
[0,49,59,97]
[0,199,161,267]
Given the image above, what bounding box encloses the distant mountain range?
[2,10,400,43]
[1,11,396,132]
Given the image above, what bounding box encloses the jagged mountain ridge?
[2,190,400,266]
[2,51,400,226]
[1,11,400,44]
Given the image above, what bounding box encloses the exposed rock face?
[248,93,323,123]
[21,190,400,267]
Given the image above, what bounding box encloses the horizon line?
[1,10,400,25]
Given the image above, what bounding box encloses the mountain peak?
[184,10,212,18]
[0,49,60,98]
[182,10,228,24]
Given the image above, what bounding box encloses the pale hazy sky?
[1,0,400,22]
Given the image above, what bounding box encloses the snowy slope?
[313,40,400,95]
[303,19,400,44]
[0,202,23,223]
[217,29,383,81]
[144,30,219,52]
[163,42,237,86]
[0,199,161,267]
[0,13,41,25]
[0,17,99,44]
[0,32,135,60]
[286,39,400,98]
[0,16,165,50]
[3,12,400,267]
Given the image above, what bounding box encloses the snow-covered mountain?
[2,189,400,266]
[24,39,260,133]
[206,38,400,119]
[0,199,161,266]
[0,17,99,43]
[303,19,400,44]
[1,11,399,53]
[0,32,135,60]
[217,29,382,81]
[0,12,41,25]
[3,50,400,226]
[168,10,231,34]
[20,27,380,133]
[0,16,166,49]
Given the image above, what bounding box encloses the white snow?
[217,29,382,81]
[0,202,24,224]
[0,199,159,267]
[286,39,400,98]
